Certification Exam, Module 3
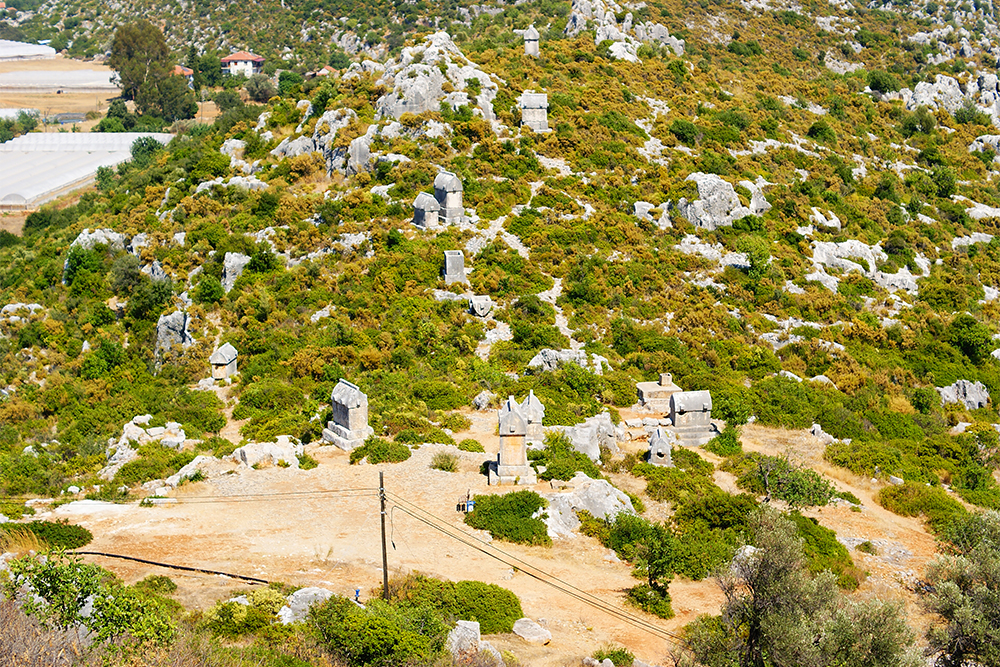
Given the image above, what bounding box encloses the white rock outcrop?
[937,379,990,410]
[675,173,770,230]
[222,252,251,293]
[376,32,499,122]
[547,412,621,461]
[528,349,608,375]
[155,311,193,356]
[277,587,334,624]
[512,618,552,645]
[543,472,635,538]
[565,0,684,61]
[226,436,303,468]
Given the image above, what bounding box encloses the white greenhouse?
[0,132,173,210]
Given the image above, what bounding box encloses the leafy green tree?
[867,70,901,93]
[947,313,991,364]
[245,74,277,103]
[329,49,351,69]
[924,511,1000,667]
[109,21,196,120]
[682,508,919,667]
[736,236,770,285]
[108,21,170,103]
[195,275,224,304]
[199,53,223,87]
[278,70,304,96]
[213,90,243,112]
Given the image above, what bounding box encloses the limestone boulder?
[227,436,303,468]
[446,620,481,655]
[675,173,770,230]
[277,587,335,624]
[473,390,496,411]
[544,473,635,537]
[375,32,498,122]
[549,412,619,461]
[937,379,990,410]
[165,455,217,488]
[906,74,966,114]
[155,311,193,355]
[270,135,317,158]
[71,228,127,251]
[528,348,608,375]
[222,252,251,293]
[512,618,551,645]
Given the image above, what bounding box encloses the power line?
[390,502,681,645]
[386,492,687,647]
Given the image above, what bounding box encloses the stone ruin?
[648,427,674,467]
[520,91,550,133]
[434,171,464,224]
[668,390,718,446]
[468,295,493,317]
[635,372,682,411]
[489,396,538,485]
[443,250,468,285]
[523,25,540,58]
[520,390,545,444]
[412,191,440,229]
[322,379,374,451]
[209,343,238,380]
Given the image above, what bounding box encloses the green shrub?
[807,119,836,143]
[464,490,551,546]
[114,445,195,486]
[594,645,636,667]
[385,574,523,634]
[300,453,319,470]
[440,412,472,432]
[727,40,764,56]
[856,541,877,555]
[632,452,718,505]
[309,596,447,667]
[452,580,523,633]
[787,511,864,590]
[669,119,699,145]
[528,432,600,481]
[1,520,92,549]
[877,482,968,533]
[431,452,459,472]
[704,425,742,456]
[723,453,835,507]
[625,584,674,618]
[457,439,485,453]
[204,587,287,638]
[133,575,177,595]
[350,437,411,465]
[867,70,901,93]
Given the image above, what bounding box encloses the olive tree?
[681,507,920,667]
[924,511,1000,667]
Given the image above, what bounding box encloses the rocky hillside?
[3,0,1000,663]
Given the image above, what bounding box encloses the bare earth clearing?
[29,403,944,666]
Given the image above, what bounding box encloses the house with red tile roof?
[221,51,264,78]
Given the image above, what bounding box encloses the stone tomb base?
[488,461,538,486]
[321,422,373,451]
[669,424,720,447]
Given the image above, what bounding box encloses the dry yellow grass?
[0,527,46,556]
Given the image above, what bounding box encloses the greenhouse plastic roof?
[0,69,118,92]
[0,40,56,61]
[0,132,172,208]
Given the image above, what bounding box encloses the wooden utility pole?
[379,471,389,600]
